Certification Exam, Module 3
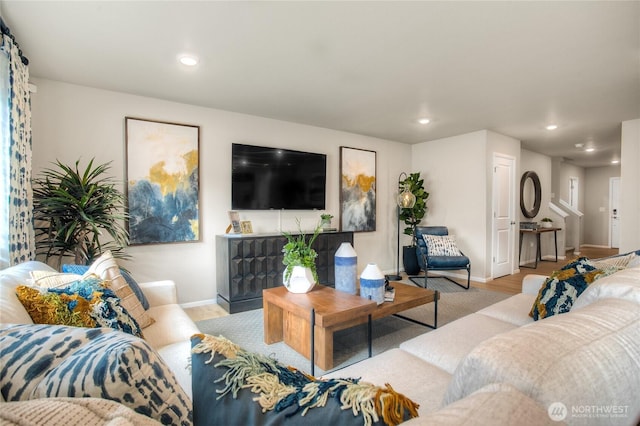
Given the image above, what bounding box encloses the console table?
[216,231,354,313]
[519,227,561,269]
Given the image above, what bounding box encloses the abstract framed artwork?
[125,117,200,245]
[339,147,376,232]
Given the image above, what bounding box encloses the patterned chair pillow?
[423,234,462,256]
[15,274,142,337]
[0,324,192,425]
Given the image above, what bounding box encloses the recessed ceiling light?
[574,143,584,148]
[418,118,430,125]
[585,148,595,152]
[611,160,620,164]
[178,55,199,66]
[546,124,558,131]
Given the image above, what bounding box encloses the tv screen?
[232,143,327,210]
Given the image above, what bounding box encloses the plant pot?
[283,265,316,293]
[402,246,420,276]
[540,221,553,228]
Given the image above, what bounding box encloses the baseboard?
[580,244,612,249]
[180,298,218,309]
[421,270,487,284]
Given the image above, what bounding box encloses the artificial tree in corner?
[32,158,130,268]
[398,172,429,275]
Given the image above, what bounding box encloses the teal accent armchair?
[411,226,470,290]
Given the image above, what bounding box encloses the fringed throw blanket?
[191,334,419,426]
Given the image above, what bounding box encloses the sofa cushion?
[323,348,452,416]
[409,383,559,426]
[0,323,192,425]
[476,293,536,326]
[144,304,201,349]
[529,257,603,320]
[191,334,419,426]
[0,397,161,425]
[15,276,143,337]
[573,265,640,309]
[63,263,150,310]
[399,313,517,374]
[444,299,640,422]
[86,251,154,328]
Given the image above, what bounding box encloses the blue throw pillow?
[529,257,602,320]
[1,324,192,425]
[191,334,419,426]
[63,264,150,310]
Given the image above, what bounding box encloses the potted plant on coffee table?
[398,172,429,275]
[32,158,130,269]
[282,221,321,293]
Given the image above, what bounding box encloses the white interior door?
[492,154,515,278]
[610,177,620,248]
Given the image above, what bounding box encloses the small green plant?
[541,217,553,222]
[320,214,334,221]
[282,220,321,284]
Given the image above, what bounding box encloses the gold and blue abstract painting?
[339,147,376,232]
[125,117,200,245]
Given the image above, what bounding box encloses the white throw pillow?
[424,234,462,256]
[29,270,83,289]
[86,251,154,328]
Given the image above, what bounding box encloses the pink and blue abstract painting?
[125,117,200,245]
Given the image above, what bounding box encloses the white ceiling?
[2,1,639,167]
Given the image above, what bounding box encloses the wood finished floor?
[183,246,618,322]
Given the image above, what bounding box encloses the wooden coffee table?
[263,282,438,373]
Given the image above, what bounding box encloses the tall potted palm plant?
[398,172,429,275]
[32,158,129,268]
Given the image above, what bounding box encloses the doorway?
[492,153,516,278]
[609,177,620,248]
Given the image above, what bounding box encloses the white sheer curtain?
[1,23,33,268]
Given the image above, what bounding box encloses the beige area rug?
[196,278,511,376]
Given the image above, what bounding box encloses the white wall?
[620,118,640,253]
[583,166,621,247]
[519,150,562,261]
[411,131,487,280]
[30,78,411,304]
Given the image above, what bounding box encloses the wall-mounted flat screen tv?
[232,143,327,210]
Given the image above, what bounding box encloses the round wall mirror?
[520,171,541,218]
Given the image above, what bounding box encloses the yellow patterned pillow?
[15,275,142,337]
[15,286,95,327]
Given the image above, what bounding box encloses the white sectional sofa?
[0,260,199,399]
[324,263,640,425]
